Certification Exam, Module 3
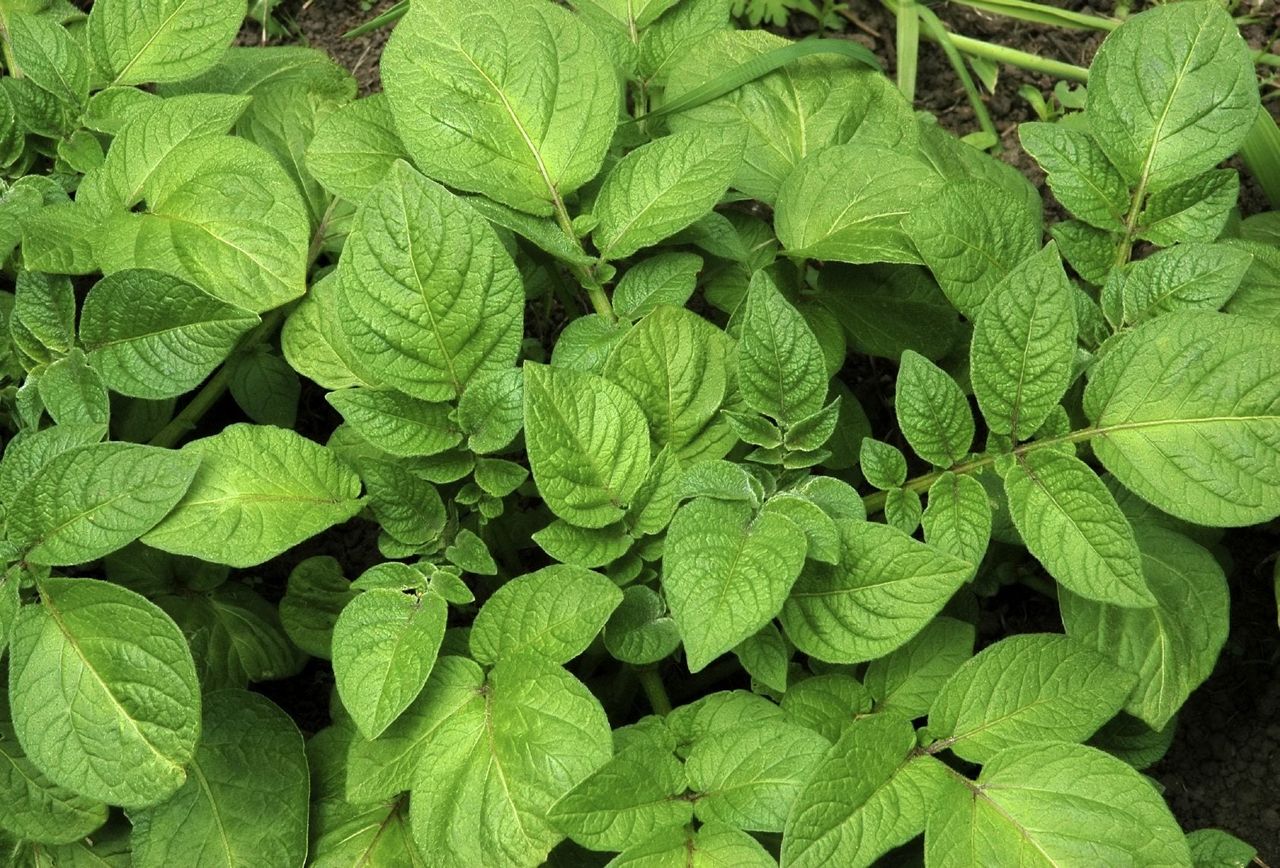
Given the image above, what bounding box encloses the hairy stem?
[549,194,616,321]
[637,667,673,716]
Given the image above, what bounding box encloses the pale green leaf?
[863,616,975,719]
[613,252,702,321]
[326,388,462,458]
[87,0,245,86]
[279,556,353,659]
[1138,169,1238,246]
[922,472,992,567]
[1112,242,1253,326]
[736,272,828,425]
[1186,829,1257,868]
[533,519,632,568]
[1018,123,1129,231]
[305,93,406,202]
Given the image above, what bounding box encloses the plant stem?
[947,33,1090,82]
[895,0,919,102]
[549,194,616,321]
[637,667,673,716]
[915,8,1000,147]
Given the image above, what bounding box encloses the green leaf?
[457,368,524,455]
[8,578,199,808]
[639,0,733,82]
[864,616,975,719]
[1050,219,1122,286]
[737,272,828,426]
[922,472,992,567]
[549,745,692,852]
[1186,829,1257,868]
[664,497,807,672]
[279,556,353,659]
[326,388,461,458]
[129,690,306,867]
[1083,311,1280,526]
[6,13,88,113]
[818,263,959,362]
[780,522,972,664]
[895,350,974,467]
[142,424,364,568]
[925,742,1190,866]
[733,622,791,692]
[8,442,197,566]
[87,0,245,86]
[604,585,682,665]
[603,306,730,455]
[80,269,259,399]
[533,519,632,568]
[1138,169,1238,246]
[903,179,1043,317]
[332,588,447,740]
[1061,525,1229,730]
[613,252,702,321]
[13,270,75,356]
[1109,242,1253,326]
[1018,123,1128,231]
[761,494,839,566]
[1003,448,1154,608]
[779,673,872,742]
[444,530,498,577]
[38,350,111,427]
[1087,0,1259,193]
[409,653,612,867]
[0,716,108,846]
[928,633,1135,763]
[781,713,939,868]
[593,129,744,260]
[776,143,938,264]
[381,0,619,215]
[969,243,1077,440]
[305,93,406,202]
[607,823,776,867]
[857,439,906,490]
[883,487,922,536]
[227,347,300,428]
[471,564,623,666]
[687,719,829,832]
[524,363,652,528]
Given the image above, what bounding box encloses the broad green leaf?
[607,823,776,868]
[818,263,959,362]
[667,691,786,754]
[1051,219,1122,286]
[1004,448,1154,607]
[1186,829,1257,868]
[227,347,300,428]
[1091,712,1177,771]
[760,494,839,565]
[604,585,682,665]
[1061,525,1229,730]
[279,556,353,659]
[665,30,917,204]
[158,45,355,99]
[780,522,972,664]
[457,368,524,455]
[1109,242,1252,326]
[332,588,447,740]
[524,363,652,528]
[334,162,523,401]
[686,720,829,832]
[550,313,632,373]
[638,0,733,83]
[894,350,973,467]
[142,424,364,568]
[305,93,406,202]
[613,252,702,321]
[409,653,612,867]
[0,716,108,845]
[863,616,975,719]
[87,0,245,86]
[603,306,730,455]
[465,194,596,266]
[592,129,744,260]
[1138,169,1238,246]
[312,795,422,868]
[970,244,1077,439]
[1087,1,1259,193]
[1018,123,1128,231]
[928,633,1135,762]
[326,388,461,458]
[781,714,940,868]
[922,473,992,567]
[903,179,1043,317]
[381,0,619,214]
[733,622,791,691]
[38,350,111,427]
[578,0,681,28]
[470,565,623,666]
[129,691,306,868]
[79,269,258,399]
[533,519,632,568]
[8,442,197,566]
[925,742,1190,866]
[776,143,938,264]
[779,674,873,743]
[1083,311,1280,526]
[737,272,828,425]
[280,277,364,391]
[664,497,807,672]
[345,656,483,804]
[549,746,691,852]
[6,13,88,113]
[8,578,199,808]
[13,270,75,356]
[0,425,99,515]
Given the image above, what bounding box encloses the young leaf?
[613,252,702,321]
[780,522,972,664]
[664,497,807,672]
[326,388,462,458]
[1185,829,1257,867]
[37,350,111,427]
[863,616,975,719]
[592,129,744,260]
[142,424,365,568]
[895,350,974,467]
[305,93,407,202]
[470,565,623,666]
[80,269,259,400]
[604,585,682,665]
[925,742,1190,866]
[8,578,200,808]
[1083,311,1280,526]
[8,443,198,566]
[734,622,791,692]
[1087,0,1259,193]
[921,472,993,567]
[456,368,524,455]
[970,243,1077,440]
[1003,448,1154,608]
[129,690,308,868]
[333,588,448,740]
[1137,169,1238,246]
[736,272,828,426]
[1061,525,1229,730]
[1111,242,1253,326]
[6,13,89,114]
[409,654,612,867]
[86,0,245,86]
[524,363,652,528]
[333,162,524,401]
[1018,123,1129,231]
[927,633,1135,762]
[381,0,620,214]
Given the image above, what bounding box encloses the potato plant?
[0,0,1275,865]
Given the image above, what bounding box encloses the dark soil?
[239,0,1280,856]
